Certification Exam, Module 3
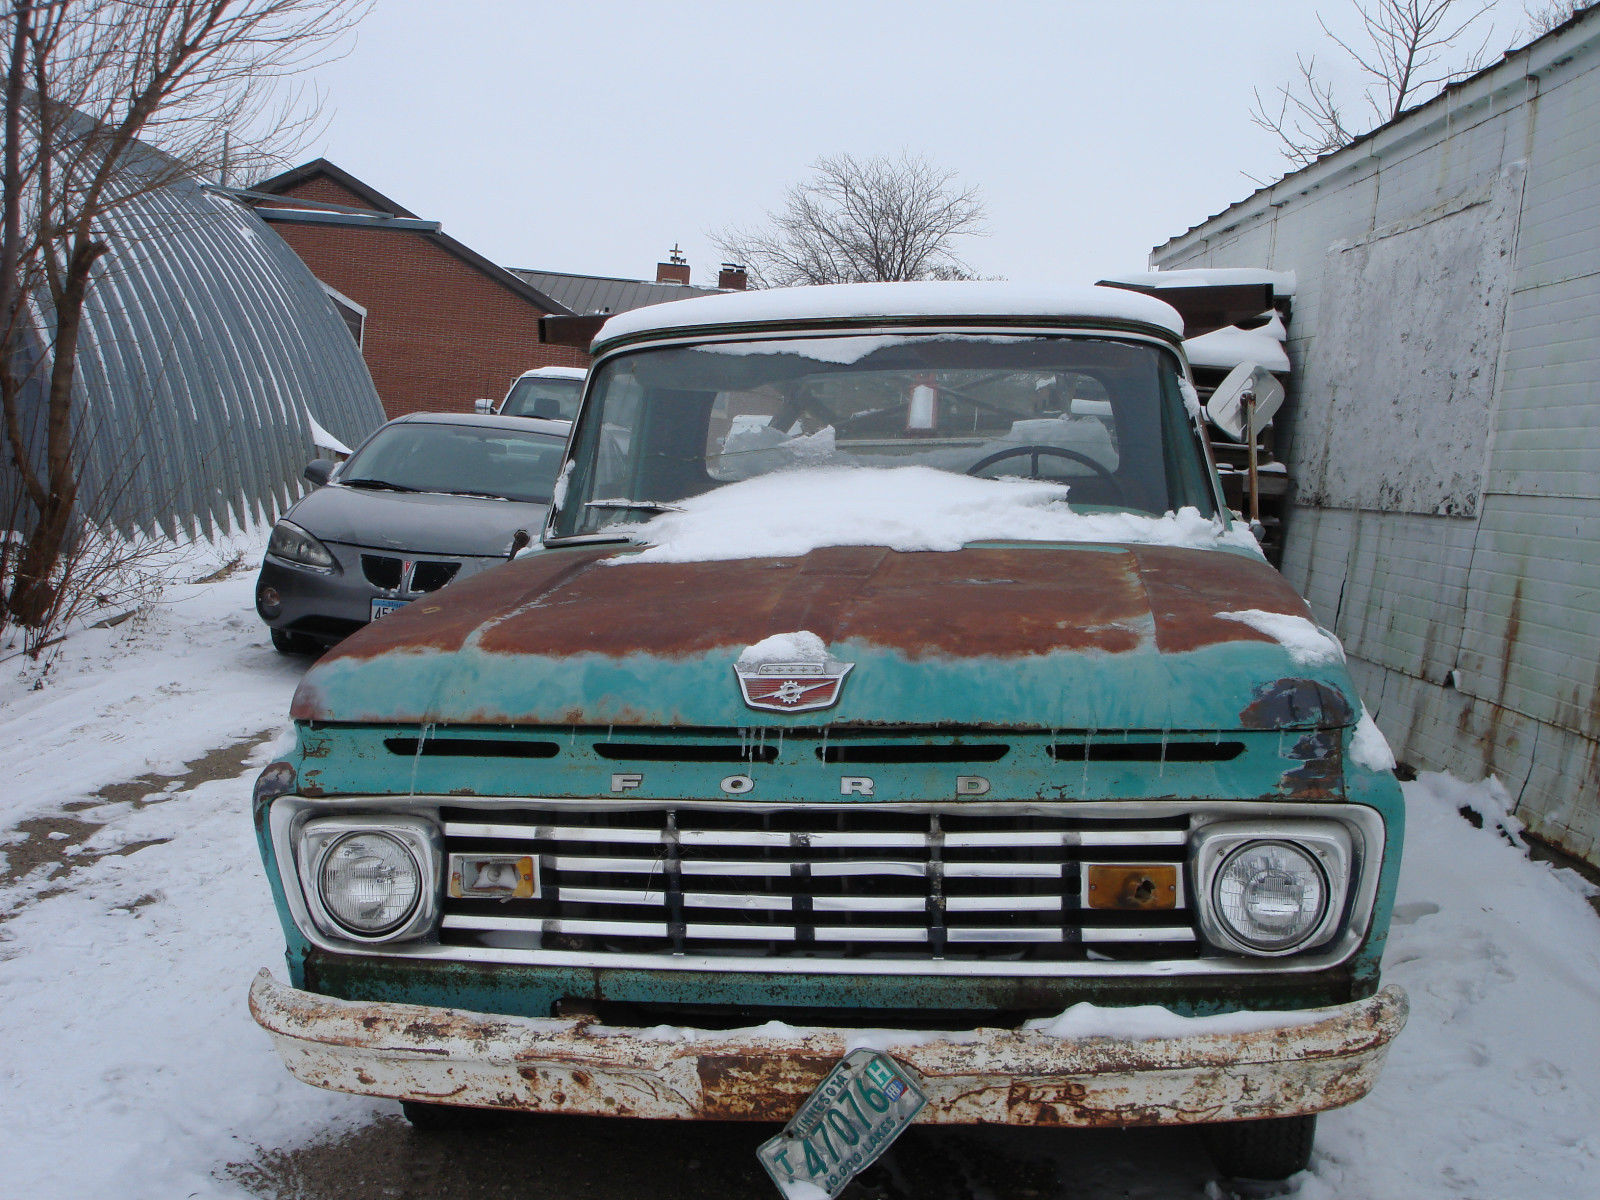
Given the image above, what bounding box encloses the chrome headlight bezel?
[295,815,441,944]
[267,520,338,573]
[1192,820,1354,957]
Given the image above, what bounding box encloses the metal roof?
[9,155,388,541]
[510,268,720,315]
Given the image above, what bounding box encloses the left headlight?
[1194,821,1352,957]
[267,521,337,572]
[297,815,440,943]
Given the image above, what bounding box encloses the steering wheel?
[965,444,1124,500]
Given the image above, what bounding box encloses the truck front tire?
[1200,1114,1316,1181]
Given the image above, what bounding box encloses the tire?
[270,627,321,656]
[1201,1114,1316,1181]
[400,1100,499,1132]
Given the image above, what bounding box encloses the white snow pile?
[739,630,829,665]
[1216,608,1344,664]
[608,467,1262,564]
[1350,705,1398,772]
[1185,313,1291,374]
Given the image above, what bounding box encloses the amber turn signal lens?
[1085,863,1180,911]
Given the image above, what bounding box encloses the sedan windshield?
[552,333,1214,539]
[341,423,567,503]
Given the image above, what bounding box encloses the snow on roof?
[1104,268,1297,297]
[593,281,1186,348]
[519,366,586,380]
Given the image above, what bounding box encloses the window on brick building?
[320,280,366,349]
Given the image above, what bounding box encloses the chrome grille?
[439,806,1198,962]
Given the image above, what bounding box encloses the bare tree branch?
[1250,1,1499,169]
[1,0,367,629]
[713,152,988,289]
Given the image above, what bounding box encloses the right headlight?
[1194,821,1353,957]
[296,815,440,943]
[267,520,337,572]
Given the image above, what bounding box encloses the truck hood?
[290,542,1358,732]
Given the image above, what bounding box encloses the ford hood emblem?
[734,631,854,713]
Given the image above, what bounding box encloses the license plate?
[757,1049,927,1200]
[369,598,406,621]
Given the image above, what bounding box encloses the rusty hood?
[289,542,1358,732]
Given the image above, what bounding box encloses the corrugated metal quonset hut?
[6,141,385,541]
[1150,6,1600,867]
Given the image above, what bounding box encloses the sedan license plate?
[757,1049,927,1200]
[369,598,406,621]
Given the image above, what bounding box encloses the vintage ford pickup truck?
[251,282,1406,1190]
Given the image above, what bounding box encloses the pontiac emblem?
[735,633,854,714]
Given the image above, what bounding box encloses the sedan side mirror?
[303,458,336,487]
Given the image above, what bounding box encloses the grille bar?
[439,805,1199,963]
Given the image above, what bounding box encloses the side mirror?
[474,397,496,414]
[303,458,336,487]
[1205,362,1284,442]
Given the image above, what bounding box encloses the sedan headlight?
[267,521,337,572]
[1194,821,1352,957]
[297,815,440,943]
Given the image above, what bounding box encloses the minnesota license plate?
[757,1049,927,1200]
[369,598,406,621]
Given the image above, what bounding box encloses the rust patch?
[696,1052,836,1120]
[1240,678,1354,731]
[1279,730,1344,799]
[294,545,1316,721]
[1126,545,1315,655]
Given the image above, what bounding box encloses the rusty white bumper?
[249,970,1407,1127]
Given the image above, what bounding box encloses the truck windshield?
[502,376,582,420]
[552,333,1214,539]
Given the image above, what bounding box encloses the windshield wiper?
[585,498,683,514]
[342,478,422,493]
[439,489,509,500]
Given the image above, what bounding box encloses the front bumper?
[250,970,1406,1127]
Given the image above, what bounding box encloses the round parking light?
[1212,840,1328,953]
[317,831,422,936]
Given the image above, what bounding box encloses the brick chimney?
[656,243,691,286]
[718,263,748,290]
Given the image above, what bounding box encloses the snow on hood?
[593,281,1185,347]
[605,466,1261,564]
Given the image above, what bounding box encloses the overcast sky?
[295,0,1531,291]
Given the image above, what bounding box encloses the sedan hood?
[291,542,1358,732]
[286,484,548,559]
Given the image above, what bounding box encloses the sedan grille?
[360,554,460,594]
[439,805,1198,962]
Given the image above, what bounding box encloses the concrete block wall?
[1152,15,1600,864]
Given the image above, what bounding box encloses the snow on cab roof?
[519,365,587,379]
[1103,267,1297,297]
[592,281,1185,350]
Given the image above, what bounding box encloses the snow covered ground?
[1,538,1597,1198]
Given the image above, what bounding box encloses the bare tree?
[1252,1,1497,169]
[713,152,987,289]
[0,0,365,631]
[1522,1,1586,35]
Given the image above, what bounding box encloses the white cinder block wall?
[1153,12,1600,865]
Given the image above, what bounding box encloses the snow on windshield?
[604,466,1260,564]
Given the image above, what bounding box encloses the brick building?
[251,160,581,420]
